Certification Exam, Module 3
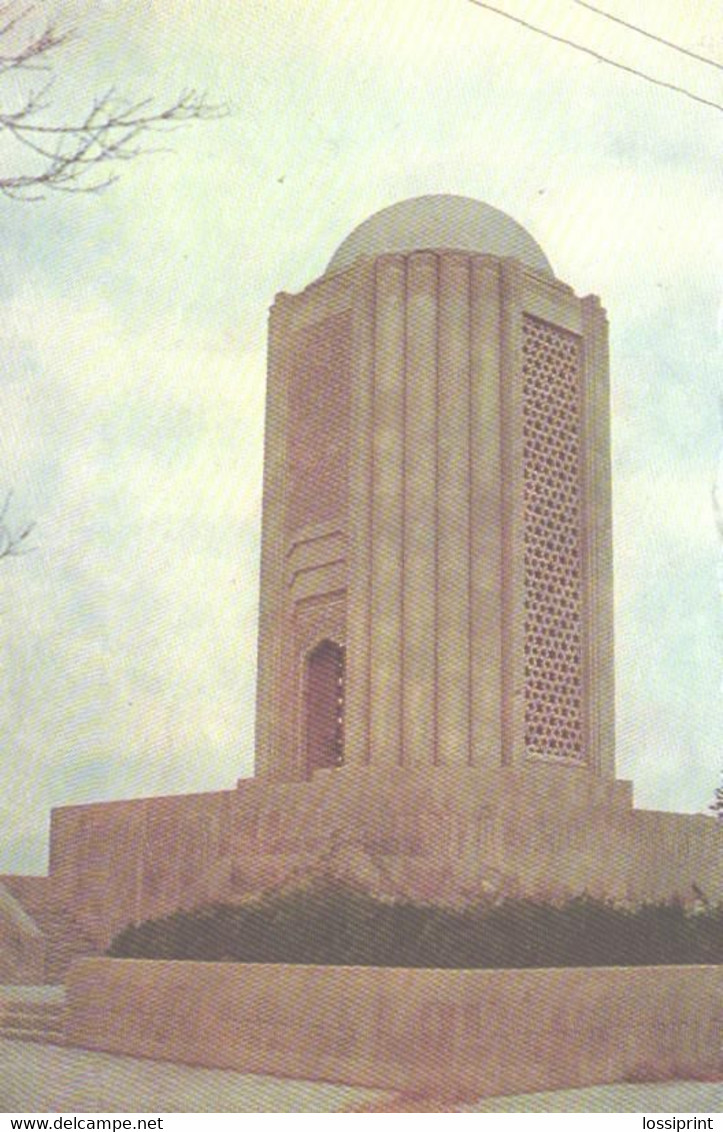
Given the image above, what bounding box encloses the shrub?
[107,882,723,968]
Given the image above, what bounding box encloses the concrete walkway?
[0,1038,389,1113]
[462,1080,723,1113]
[1,1038,721,1113]
[0,986,64,1003]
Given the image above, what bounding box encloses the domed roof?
[326,194,554,277]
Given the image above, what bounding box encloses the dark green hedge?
[107,883,723,967]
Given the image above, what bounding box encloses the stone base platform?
[65,959,723,1098]
[4,763,722,962]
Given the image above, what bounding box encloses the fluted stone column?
[499,259,525,766]
[470,257,503,770]
[403,252,438,766]
[254,297,291,778]
[436,254,471,766]
[344,266,375,765]
[370,256,406,765]
[581,294,615,778]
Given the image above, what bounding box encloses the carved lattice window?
[522,315,584,761]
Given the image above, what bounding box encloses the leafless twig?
[0,4,225,199]
[0,490,35,558]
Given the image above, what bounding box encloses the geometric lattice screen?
[522,315,584,761]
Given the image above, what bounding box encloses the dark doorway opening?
[306,640,345,776]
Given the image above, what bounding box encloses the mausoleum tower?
[254,195,614,782]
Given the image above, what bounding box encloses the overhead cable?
[575,0,723,73]
[465,0,723,115]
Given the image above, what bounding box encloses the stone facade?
[255,211,614,781]
[25,762,721,952]
[4,195,722,968]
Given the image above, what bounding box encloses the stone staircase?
[0,988,66,1046]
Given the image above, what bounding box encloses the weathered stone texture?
[286,311,352,534]
[30,765,722,950]
[0,882,45,985]
[256,240,614,778]
[66,960,723,1097]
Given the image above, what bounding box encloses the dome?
[326,194,554,277]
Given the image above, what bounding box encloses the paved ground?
[1,1039,721,1113]
[0,987,64,1003]
[462,1080,723,1113]
[0,1039,390,1113]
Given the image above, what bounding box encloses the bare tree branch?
[0,491,36,559]
[0,6,68,76]
[0,4,225,198]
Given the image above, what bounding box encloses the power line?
[465,0,723,115]
[575,0,723,73]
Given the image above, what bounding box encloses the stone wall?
[0,875,49,918]
[48,789,237,948]
[66,959,723,1097]
[27,765,722,957]
[0,882,45,985]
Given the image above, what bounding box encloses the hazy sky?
[1,0,722,873]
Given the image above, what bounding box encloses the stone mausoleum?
[2,195,721,980]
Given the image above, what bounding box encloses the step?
[2,1013,65,1032]
[2,1015,65,1033]
[0,996,67,1046]
[0,1027,65,1046]
[3,1001,65,1018]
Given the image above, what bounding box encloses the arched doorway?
[305,640,345,776]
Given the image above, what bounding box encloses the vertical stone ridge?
[468,261,474,766]
[469,258,503,771]
[254,298,291,778]
[400,255,407,765]
[499,259,524,766]
[370,255,406,765]
[436,253,472,766]
[581,295,615,778]
[345,266,375,765]
[403,251,438,766]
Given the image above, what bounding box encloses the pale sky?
[1,0,722,873]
